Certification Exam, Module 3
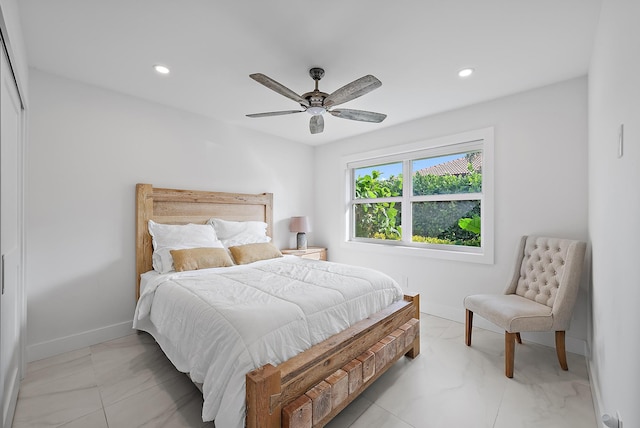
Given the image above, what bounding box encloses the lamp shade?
[289,216,311,233]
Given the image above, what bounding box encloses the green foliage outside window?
[355,167,482,246]
[412,200,481,247]
[413,170,482,195]
[354,171,402,240]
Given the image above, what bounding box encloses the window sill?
[341,240,494,264]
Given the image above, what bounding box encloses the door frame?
[0,6,27,427]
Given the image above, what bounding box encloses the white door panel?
[1,44,23,428]
[1,252,19,428]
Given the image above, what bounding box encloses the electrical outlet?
[602,411,622,428]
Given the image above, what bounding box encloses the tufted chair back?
[503,236,586,330]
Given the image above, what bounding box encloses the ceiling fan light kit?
[247,67,386,134]
[306,106,326,116]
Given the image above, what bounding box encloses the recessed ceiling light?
[154,64,170,75]
[458,68,474,78]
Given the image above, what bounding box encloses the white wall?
[315,77,589,353]
[25,69,315,361]
[588,0,640,426]
[0,0,28,101]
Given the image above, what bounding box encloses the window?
[345,128,493,263]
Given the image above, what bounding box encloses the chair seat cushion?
[464,294,553,332]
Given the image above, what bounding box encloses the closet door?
[0,43,22,428]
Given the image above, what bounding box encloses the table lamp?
[289,216,310,250]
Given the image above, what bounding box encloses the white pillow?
[221,234,271,248]
[207,218,271,248]
[148,220,223,273]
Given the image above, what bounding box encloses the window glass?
[353,161,402,240]
[412,151,482,196]
[345,128,493,262]
[353,202,402,241]
[412,200,481,247]
[354,162,403,198]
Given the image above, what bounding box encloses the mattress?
[133,255,403,427]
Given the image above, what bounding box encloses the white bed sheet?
[133,256,403,427]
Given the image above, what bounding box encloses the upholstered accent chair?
[464,236,586,378]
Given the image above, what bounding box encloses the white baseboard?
[422,301,587,356]
[587,355,605,428]
[26,320,135,362]
[422,300,463,322]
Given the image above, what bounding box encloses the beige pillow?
[170,247,234,272]
[228,242,283,265]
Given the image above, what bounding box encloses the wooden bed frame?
[135,183,420,428]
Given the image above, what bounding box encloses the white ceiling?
[18,0,602,146]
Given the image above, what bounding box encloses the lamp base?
[296,232,307,250]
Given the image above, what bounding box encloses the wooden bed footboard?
[246,293,420,428]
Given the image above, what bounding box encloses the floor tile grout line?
[87,333,185,415]
[491,376,508,428]
[87,345,111,427]
[17,346,104,428]
[102,406,110,428]
[342,396,374,428]
[358,401,417,428]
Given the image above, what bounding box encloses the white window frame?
[342,127,494,264]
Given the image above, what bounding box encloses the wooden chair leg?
[515,332,522,344]
[555,331,568,370]
[505,332,516,378]
[465,310,473,346]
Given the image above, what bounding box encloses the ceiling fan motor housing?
[302,90,328,110]
[304,68,328,113]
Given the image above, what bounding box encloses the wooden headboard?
[135,183,273,299]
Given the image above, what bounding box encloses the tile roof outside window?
[416,153,482,176]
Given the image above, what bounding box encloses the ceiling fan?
[246,67,387,135]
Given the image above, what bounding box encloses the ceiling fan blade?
[310,115,324,134]
[323,75,382,108]
[250,73,310,107]
[246,110,305,118]
[329,109,387,123]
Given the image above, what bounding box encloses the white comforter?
[133,256,402,428]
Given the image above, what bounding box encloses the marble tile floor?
[12,315,598,428]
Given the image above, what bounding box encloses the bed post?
[135,183,154,300]
[403,293,420,358]
[246,364,282,428]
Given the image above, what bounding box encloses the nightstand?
[281,247,327,261]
